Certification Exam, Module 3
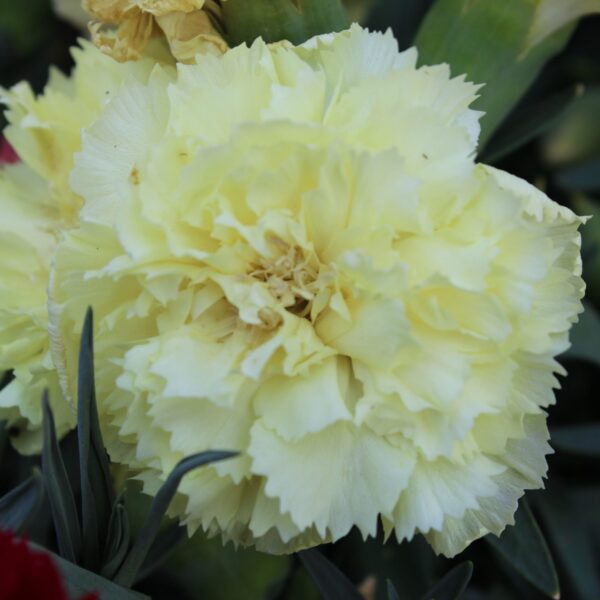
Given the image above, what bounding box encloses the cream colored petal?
[393,455,504,544]
[0,367,75,454]
[148,329,249,406]
[253,356,352,440]
[306,23,418,92]
[249,421,416,539]
[427,414,551,556]
[168,40,275,141]
[72,72,170,226]
[316,296,413,370]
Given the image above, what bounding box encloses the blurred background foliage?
[1,1,600,599]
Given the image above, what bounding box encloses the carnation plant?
[1,0,600,599]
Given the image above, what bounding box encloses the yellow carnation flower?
[2,25,586,556]
[84,0,228,62]
[0,43,173,452]
[0,163,71,452]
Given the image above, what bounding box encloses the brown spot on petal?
[129,167,140,185]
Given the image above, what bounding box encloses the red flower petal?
[0,137,19,164]
[0,530,68,600]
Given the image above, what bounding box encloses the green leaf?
[29,542,149,600]
[223,0,349,46]
[298,549,363,600]
[481,86,582,163]
[344,0,375,24]
[564,300,600,366]
[415,0,575,146]
[165,524,291,600]
[551,424,600,457]
[114,451,238,588]
[486,500,559,599]
[420,561,473,600]
[387,579,400,600]
[542,87,600,166]
[0,469,44,534]
[523,0,600,53]
[0,0,49,56]
[101,500,132,580]
[76,308,115,570]
[557,158,600,192]
[41,390,82,564]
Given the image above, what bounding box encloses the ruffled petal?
[249,421,416,539]
[253,356,352,440]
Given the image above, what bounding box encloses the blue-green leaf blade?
[421,562,473,600]
[41,390,82,563]
[101,502,131,580]
[298,548,363,600]
[0,469,44,534]
[114,450,238,587]
[29,542,149,600]
[486,500,559,598]
[77,308,115,570]
[387,578,400,600]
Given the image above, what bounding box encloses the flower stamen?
[248,238,333,320]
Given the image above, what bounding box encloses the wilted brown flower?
[84,0,228,62]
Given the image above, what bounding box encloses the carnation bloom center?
[248,236,334,323]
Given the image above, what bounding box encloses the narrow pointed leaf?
[421,562,473,600]
[387,579,400,600]
[114,450,238,587]
[77,308,115,570]
[223,0,349,46]
[41,391,82,563]
[416,0,575,145]
[551,424,600,457]
[134,524,186,584]
[481,86,582,163]
[298,549,363,600]
[101,503,131,580]
[535,489,600,600]
[486,500,559,599]
[29,543,149,600]
[0,469,44,534]
[523,0,600,53]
